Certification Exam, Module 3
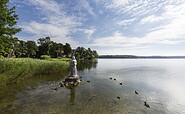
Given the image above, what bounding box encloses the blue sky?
[10,0,185,55]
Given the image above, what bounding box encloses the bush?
[40,55,51,60]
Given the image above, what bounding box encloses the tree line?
[0,0,98,60]
[6,36,98,60]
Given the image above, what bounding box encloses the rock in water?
[114,79,116,81]
[110,77,112,80]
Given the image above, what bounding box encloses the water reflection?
[69,88,76,105]
[77,60,97,71]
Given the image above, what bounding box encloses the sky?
[9,0,185,56]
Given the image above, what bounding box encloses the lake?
[0,59,185,114]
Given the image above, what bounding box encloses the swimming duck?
[117,96,120,100]
[135,91,138,95]
[144,101,150,108]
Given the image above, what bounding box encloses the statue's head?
[72,56,75,60]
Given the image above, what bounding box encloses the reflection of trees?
[77,60,97,71]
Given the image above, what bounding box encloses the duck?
[87,80,90,83]
[135,91,138,95]
[144,101,150,108]
[114,79,116,81]
[119,83,123,85]
[117,96,120,100]
[110,77,112,80]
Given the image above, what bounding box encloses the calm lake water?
[1,59,185,114]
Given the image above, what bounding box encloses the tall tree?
[37,37,51,57]
[15,40,27,57]
[63,43,72,57]
[26,40,37,58]
[0,0,21,57]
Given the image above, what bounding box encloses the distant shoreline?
[98,55,185,59]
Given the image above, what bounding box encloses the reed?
[0,58,69,86]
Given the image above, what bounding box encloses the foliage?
[0,58,69,86]
[74,47,99,60]
[0,0,21,57]
[37,37,51,56]
[15,40,27,57]
[7,37,98,60]
[26,40,38,58]
[63,43,72,57]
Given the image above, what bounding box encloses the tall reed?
[0,58,69,86]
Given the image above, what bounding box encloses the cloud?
[19,21,79,47]
[105,0,129,9]
[83,29,96,40]
[140,15,163,24]
[89,0,185,49]
[17,0,82,46]
[117,18,136,26]
[79,0,96,17]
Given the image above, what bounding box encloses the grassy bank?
[0,58,69,86]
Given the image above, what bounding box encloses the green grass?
[0,58,69,86]
[47,57,71,61]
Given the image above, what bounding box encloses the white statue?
[69,56,78,78]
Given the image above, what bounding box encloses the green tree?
[63,43,72,57]
[26,40,38,58]
[0,0,21,57]
[15,40,27,57]
[74,47,98,60]
[37,37,51,57]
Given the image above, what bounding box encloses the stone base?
[60,77,81,88]
[65,76,79,81]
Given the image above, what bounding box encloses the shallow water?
[1,59,185,114]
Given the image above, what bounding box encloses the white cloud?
[117,18,136,26]
[140,15,163,24]
[89,0,185,52]
[18,0,82,46]
[106,0,128,9]
[80,0,96,17]
[83,29,96,40]
[20,21,78,46]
